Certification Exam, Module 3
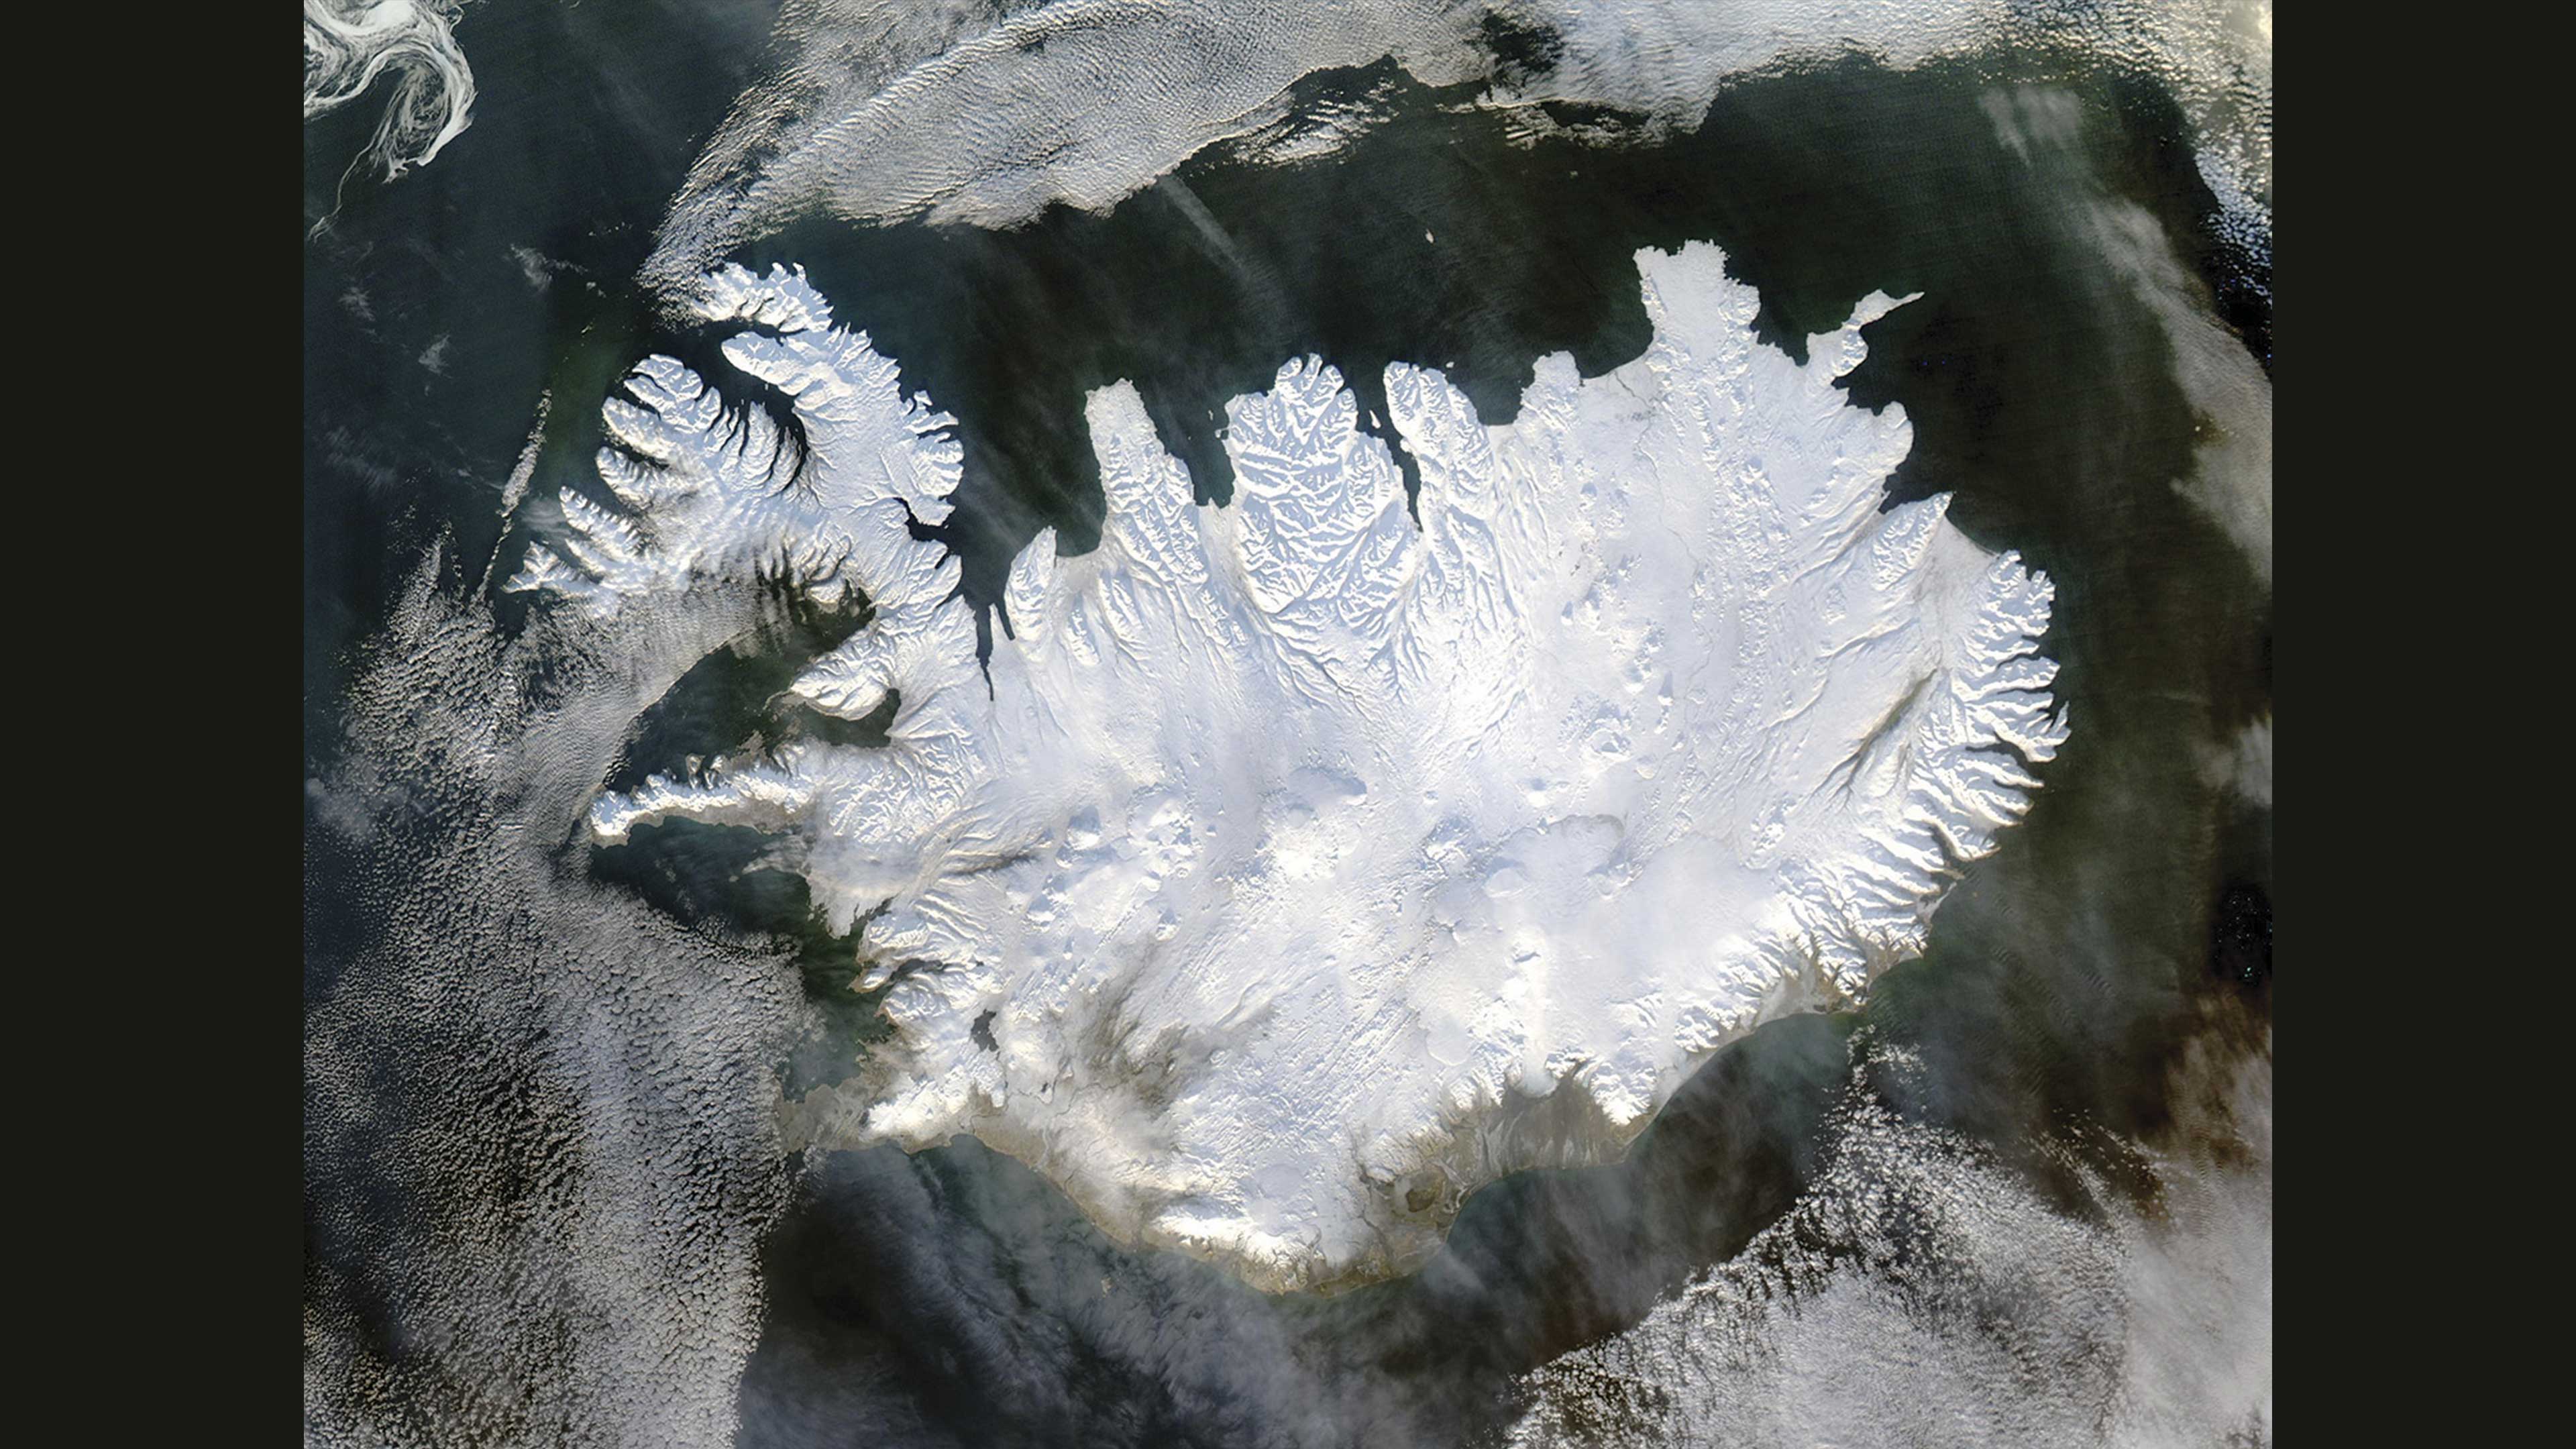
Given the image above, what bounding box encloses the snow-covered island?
[514,244,2068,1293]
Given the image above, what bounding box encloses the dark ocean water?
[306,9,2270,1445]
[303,0,782,764]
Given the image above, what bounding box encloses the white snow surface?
[513,243,2069,1291]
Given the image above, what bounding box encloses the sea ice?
[515,242,2068,1291]
[304,1,478,181]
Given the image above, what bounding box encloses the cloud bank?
[1509,1038,2273,1447]
[642,0,2270,301]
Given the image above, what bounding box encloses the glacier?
[513,241,2068,1293]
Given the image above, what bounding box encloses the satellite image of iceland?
[305,1,2272,1443]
